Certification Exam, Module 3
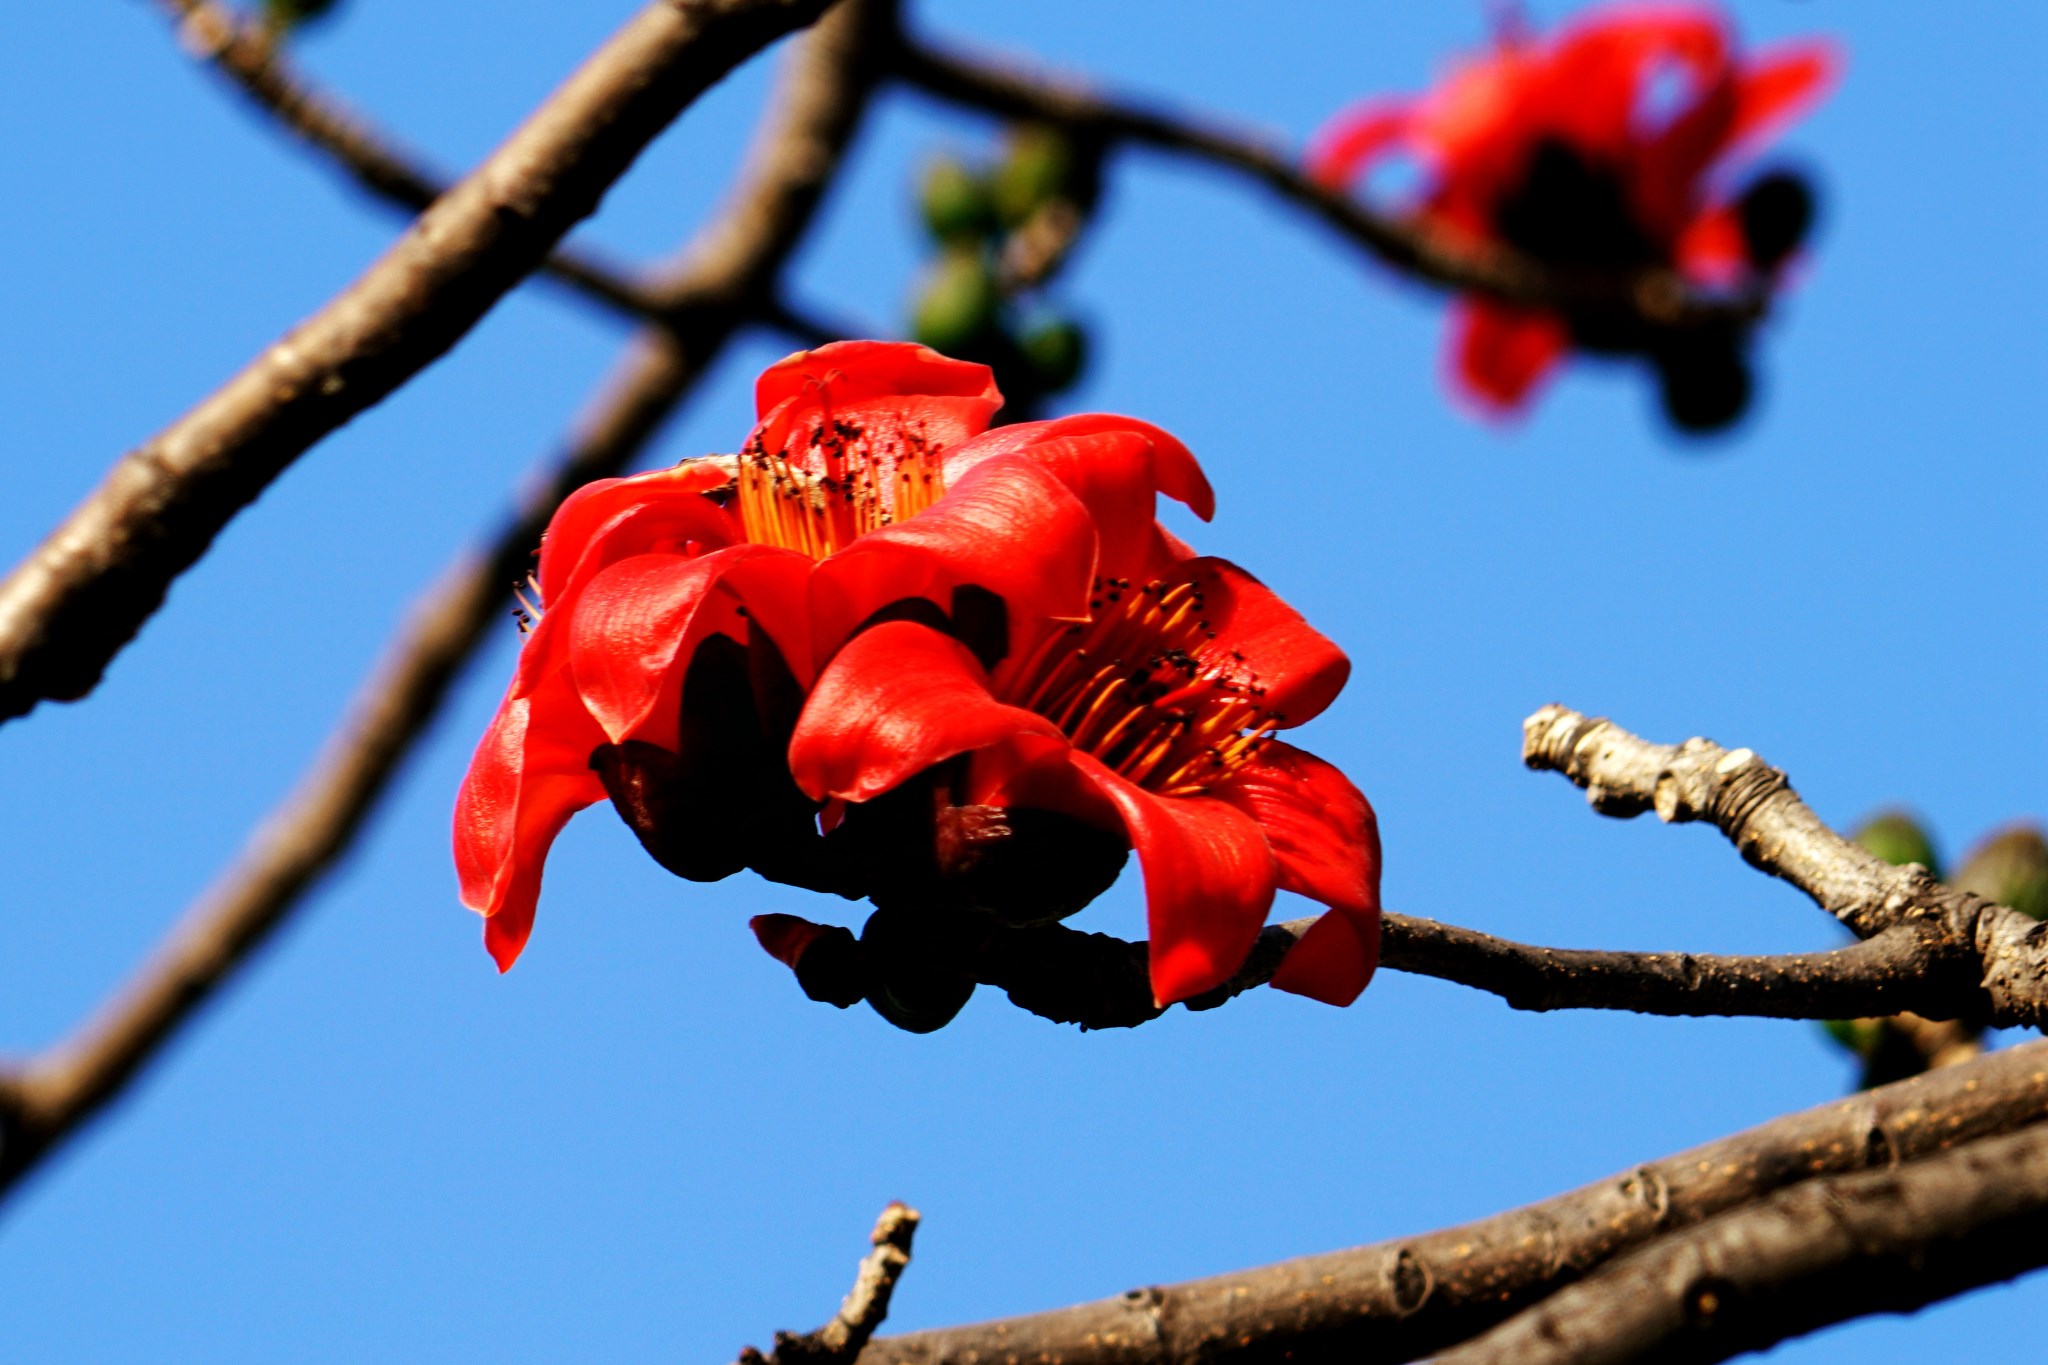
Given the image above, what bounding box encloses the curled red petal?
[753,342,1003,465]
[787,620,1062,803]
[1448,298,1568,415]
[810,454,1098,666]
[946,413,1214,523]
[1213,740,1383,1007]
[1067,752,1277,1007]
[452,677,607,971]
[1726,42,1840,157]
[535,462,738,607]
[566,545,812,750]
[1176,557,1351,728]
[1270,905,1382,1008]
[1307,102,1412,190]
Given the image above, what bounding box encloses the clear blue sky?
[2,2,2043,1359]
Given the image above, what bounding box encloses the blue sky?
[1,1,2043,1359]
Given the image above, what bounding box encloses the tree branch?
[862,1039,2048,1365]
[888,28,1765,333]
[739,1203,922,1365]
[0,0,834,726]
[150,0,666,324]
[1522,704,2048,1028]
[0,0,885,1202]
[872,911,1983,1032]
[1438,1123,2048,1365]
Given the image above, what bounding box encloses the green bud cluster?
[907,126,1101,415]
[262,0,342,34]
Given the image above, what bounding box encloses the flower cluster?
[1310,4,1837,427]
[455,342,1380,1019]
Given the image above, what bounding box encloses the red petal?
[1067,753,1277,1006]
[946,413,1215,523]
[1306,102,1412,190]
[1727,42,1840,155]
[1212,741,1379,912]
[1270,905,1382,1008]
[1674,201,1747,284]
[1176,557,1351,728]
[1448,298,1568,414]
[787,621,1062,803]
[1213,741,1383,1007]
[535,462,738,607]
[753,342,1003,471]
[755,340,1002,422]
[452,675,607,971]
[566,545,812,750]
[810,454,1098,665]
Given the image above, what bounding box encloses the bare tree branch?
[862,1039,2048,1365]
[820,911,1982,1032]
[1439,1123,2048,1365]
[739,1203,922,1365]
[888,28,1766,333]
[1522,704,2048,1028]
[0,0,886,1202]
[0,0,834,727]
[150,0,667,324]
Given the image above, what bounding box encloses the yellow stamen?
[1000,569,1283,797]
[732,407,949,560]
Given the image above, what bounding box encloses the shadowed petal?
[788,620,1061,803]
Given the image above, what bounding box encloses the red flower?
[453,341,1380,1011]
[1309,4,1838,415]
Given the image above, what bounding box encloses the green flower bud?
[263,0,340,32]
[1820,1016,1885,1058]
[910,249,1000,356]
[991,126,1075,227]
[1018,317,1088,394]
[1953,824,2048,920]
[1852,809,1941,878]
[918,157,996,244]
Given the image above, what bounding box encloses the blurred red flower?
[1310,4,1838,420]
[453,341,1380,1009]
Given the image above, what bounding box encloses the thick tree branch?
[889,29,1765,333]
[151,0,666,323]
[862,1039,2048,1365]
[0,0,834,726]
[739,1203,921,1365]
[1440,1123,2048,1365]
[0,0,884,1201]
[1523,704,2048,1028]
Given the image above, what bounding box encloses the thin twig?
[0,0,833,726]
[862,1039,2048,1365]
[1522,704,2048,1028]
[149,0,667,323]
[739,1203,922,1365]
[889,29,1767,332]
[0,0,887,1202]
[1439,1123,2048,1365]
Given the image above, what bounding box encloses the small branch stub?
[739,1203,921,1365]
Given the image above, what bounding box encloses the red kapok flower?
[453,340,1380,1014]
[1309,4,1839,418]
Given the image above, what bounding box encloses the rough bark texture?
[862,1040,2048,1365]
[1523,704,2048,1027]
[1440,1123,2048,1365]
[0,0,832,724]
[738,1203,922,1365]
